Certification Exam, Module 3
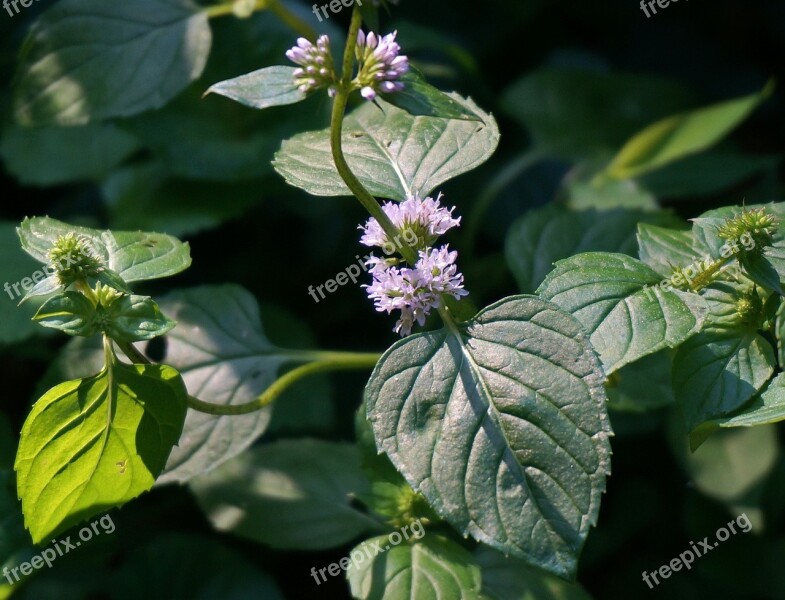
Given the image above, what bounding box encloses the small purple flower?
[354,30,409,101]
[360,193,461,252]
[286,35,337,96]
[364,245,468,336]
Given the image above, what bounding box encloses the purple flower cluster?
[354,30,409,101]
[361,194,468,336]
[286,35,337,97]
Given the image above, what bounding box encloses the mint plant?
[2,0,782,597]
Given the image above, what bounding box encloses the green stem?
[329,7,418,266]
[186,353,380,415]
[463,149,543,256]
[114,339,380,416]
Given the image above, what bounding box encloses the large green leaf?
[13,0,212,125]
[0,123,139,186]
[537,252,708,374]
[673,326,776,435]
[204,66,307,110]
[347,535,482,600]
[190,439,379,550]
[505,205,677,293]
[154,285,296,484]
[273,94,499,200]
[501,68,693,160]
[15,362,187,543]
[365,296,612,578]
[603,82,773,180]
[474,546,591,600]
[17,217,192,283]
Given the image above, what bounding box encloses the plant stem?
[186,353,380,415]
[329,7,418,266]
[114,339,380,416]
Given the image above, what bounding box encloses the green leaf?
[114,533,284,600]
[104,295,176,342]
[15,361,187,543]
[204,66,308,110]
[636,222,699,277]
[365,296,612,578]
[0,222,52,345]
[380,68,482,121]
[505,205,678,293]
[0,123,140,186]
[190,439,378,550]
[154,285,294,484]
[13,0,212,125]
[537,252,708,374]
[691,374,785,447]
[564,177,658,211]
[33,292,97,337]
[273,94,499,200]
[501,68,693,160]
[673,326,775,435]
[18,217,192,283]
[474,546,591,600]
[347,535,482,600]
[603,81,774,180]
[0,471,34,600]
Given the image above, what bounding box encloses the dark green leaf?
[366,296,611,578]
[154,285,297,484]
[273,94,499,200]
[348,535,481,600]
[33,292,97,337]
[673,326,775,435]
[505,205,678,293]
[13,0,212,125]
[190,439,379,550]
[636,222,699,277]
[474,546,591,600]
[104,295,176,342]
[204,66,307,110]
[0,123,139,186]
[537,252,708,374]
[380,68,482,121]
[18,217,192,283]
